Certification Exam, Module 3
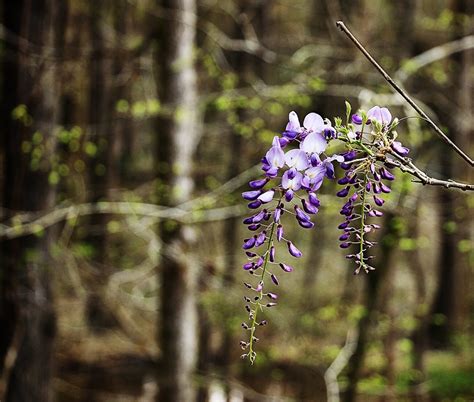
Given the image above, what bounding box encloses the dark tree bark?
[343,213,401,402]
[0,0,60,400]
[428,0,473,348]
[156,0,201,401]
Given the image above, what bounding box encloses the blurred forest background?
[0,0,473,401]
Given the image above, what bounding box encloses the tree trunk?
[0,0,60,400]
[428,0,473,348]
[156,0,201,401]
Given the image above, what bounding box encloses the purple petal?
[337,187,350,197]
[269,246,275,262]
[242,190,261,200]
[242,237,256,250]
[271,274,279,285]
[351,114,363,124]
[248,200,262,209]
[380,167,395,180]
[276,225,283,241]
[297,219,314,229]
[391,141,409,156]
[308,192,320,207]
[287,241,302,258]
[302,199,318,214]
[279,263,294,272]
[373,196,384,206]
[249,178,268,189]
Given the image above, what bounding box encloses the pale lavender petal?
[303,112,324,133]
[285,149,309,170]
[258,190,275,203]
[380,107,392,124]
[300,132,327,154]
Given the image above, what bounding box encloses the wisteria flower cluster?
[240,102,410,364]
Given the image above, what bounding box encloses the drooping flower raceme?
[240,111,339,363]
[240,103,410,363]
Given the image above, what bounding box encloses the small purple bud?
[340,162,351,170]
[267,292,278,300]
[295,205,311,222]
[338,176,350,185]
[255,231,267,247]
[252,210,266,223]
[255,281,263,292]
[247,224,261,231]
[338,221,349,229]
[287,241,302,258]
[391,141,409,156]
[244,282,252,289]
[287,168,296,180]
[265,167,278,178]
[254,257,264,268]
[274,207,281,223]
[279,263,294,272]
[285,189,294,202]
[271,274,279,286]
[337,187,350,197]
[340,242,350,249]
[243,262,254,270]
[269,246,275,262]
[302,199,318,214]
[248,200,262,209]
[380,183,391,193]
[245,251,257,257]
[380,167,394,180]
[279,137,290,147]
[258,190,275,203]
[344,150,357,161]
[373,196,384,206]
[368,209,383,217]
[373,183,381,194]
[283,130,298,139]
[370,163,376,175]
[243,216,254,225]
[310,154,321,166]
[242,190,261,200]
[308,192,320,207]
[276,225,283,242]
[297,219,314,229]
[351,114,363,124]
[248,178,268,189]
[339,233,350,241]
[365,181,371,192]
[350,193,358,202]
[242,236,256,250]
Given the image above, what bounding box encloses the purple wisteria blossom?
[240,103,411,363]
[240,110,340,363]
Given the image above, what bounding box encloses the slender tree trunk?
[156,0,201,401]
[0,0,60,400]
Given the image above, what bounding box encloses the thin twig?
[388,155,474,191]
[336,21,474,167]
[324,327,359,402]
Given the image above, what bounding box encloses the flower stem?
[247,220,276,363]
